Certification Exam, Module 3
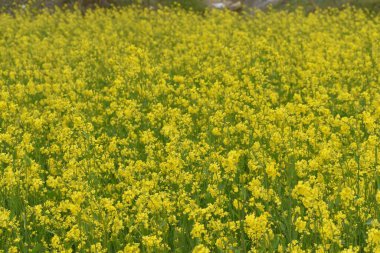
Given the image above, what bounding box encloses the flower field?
[0,6,380,253]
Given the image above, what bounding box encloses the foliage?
[2,0,380,14]
[0,0,207,13]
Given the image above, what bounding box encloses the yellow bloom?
[266,161,278,181]
[294,217,307,234]
[245,212,271,243]
[191,222,207,239]
[192,244,210,253]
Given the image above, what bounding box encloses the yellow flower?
[191,222,207,239]
[65,225,81,243]
[245,212,271,244]
[0,208,10,229]
[294,217,307,234]
[341,246,360,253]
[340,187,355,206]
[365,228,380,252]
[266,161,278,181]
[192,244,210,253]
[142,235,162,250]
[123,243,140,253]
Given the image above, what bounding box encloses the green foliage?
[0,0,208,13]
[278,0,380,12]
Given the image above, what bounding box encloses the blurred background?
[1,0,380,14]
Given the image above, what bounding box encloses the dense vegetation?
[0,5,380,253]
[1,0,380,13]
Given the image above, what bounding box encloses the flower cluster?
[0,5,379,253]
